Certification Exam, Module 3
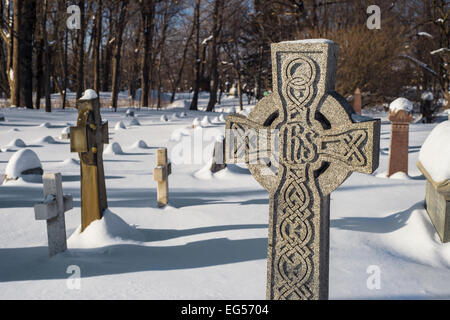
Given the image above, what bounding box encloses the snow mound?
[418,120,450,182]
[80,89,98,100]
[62,158,80,166]
[5,149,43,180]
[0,113,5,121]
[200,116,211,126]
[115,121,127,130]
[171,113,179,120]
[421,91,434,101]
[160,114,169,122]
[130,140,149,149]
[8,128,19,132]
[179,111,187,118]
[104,142,124,155]
[67,209,144,249]
[170,128,191,142]
[7,138,26,148]
[39,122,52,128]
[219,114,226,122]
[35,136,57,144]
[192,117,202,128]
[211,116,221,124]
[128,118,141,126]
[389,98,413,113]
[239,109,250,116]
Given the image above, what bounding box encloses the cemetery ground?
[0,92,449,300]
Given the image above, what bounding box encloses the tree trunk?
[111,0,129,112]
[170,16,195,104]
[76,0,85,99]
[140,0,155,108]
[206,0,223,112]
[43,0,51,112]
[11,0,21,107]
[189,0,201,111]
[93,0,102,93]
[19,0,36,109]
[157,3,169,110]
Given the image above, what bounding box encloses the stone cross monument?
[154,148,172,207]
[34,173,73,256]
[225,40,380,300]
[70,92,109,231]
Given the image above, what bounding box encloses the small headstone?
[387,98,413,177]
[60,127,70,140]
[34,173,73,256]
[210,137,226,173]
[125,108,135,118]
[0,113,5,121]
[353,88,362,115]
[160,114,169,122]
[70,89,109,232]
[153,148,172,207]
[225,40,380,300]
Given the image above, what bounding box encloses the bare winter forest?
[0,0,448,115]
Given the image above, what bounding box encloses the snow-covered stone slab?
[417,121,450,242]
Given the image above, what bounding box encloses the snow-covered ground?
[0,92,449,299]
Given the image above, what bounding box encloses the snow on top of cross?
[80,89,98,100]
[280,39,335,45]
[389,97,413,113]
[419,121,450,182]
[5,149,42,180]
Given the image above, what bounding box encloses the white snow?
[68,209,144,248]
[104,142,124,155]
[34,136,57,144]
[200,116,211,127]
[421,91,434,101]
[114,121,127,130]
[80,89,98,100]
[130,140,149,149]
[417,32,433,39]
[4,149,42,180]
[39,122,52,128]
[128,118,141,126]
[280,38,335,45]
[418,120,450,182]
[7,138,26,148]
[160,114,169,122]
[389,97,413,113]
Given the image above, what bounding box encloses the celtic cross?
[225,40,380,300]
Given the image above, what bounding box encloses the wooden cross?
[154,148,172,207]
[34,173,73,257]
[225,40,380,300]
[70,93,109,231]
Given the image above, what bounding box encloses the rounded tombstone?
[5,149,43,182]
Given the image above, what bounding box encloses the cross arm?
[318,119,381,174]
[154,165,170,182]
[34,195,58,220]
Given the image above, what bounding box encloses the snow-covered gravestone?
[153,148,172,207]
[225,40,380,300]
[0,113,5,121]
[70,89,109,232]
[417,121,450,242]
[4,149,43,183]
[387,98,413,177]
[34,173,73,256]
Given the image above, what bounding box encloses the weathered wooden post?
[70,89,109,231]
[34,173,73,256]
[225,40,380,300]
[388,98,413,177]
[210,137,227,173]
[154,148,172,207]
[353,88,362,115]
